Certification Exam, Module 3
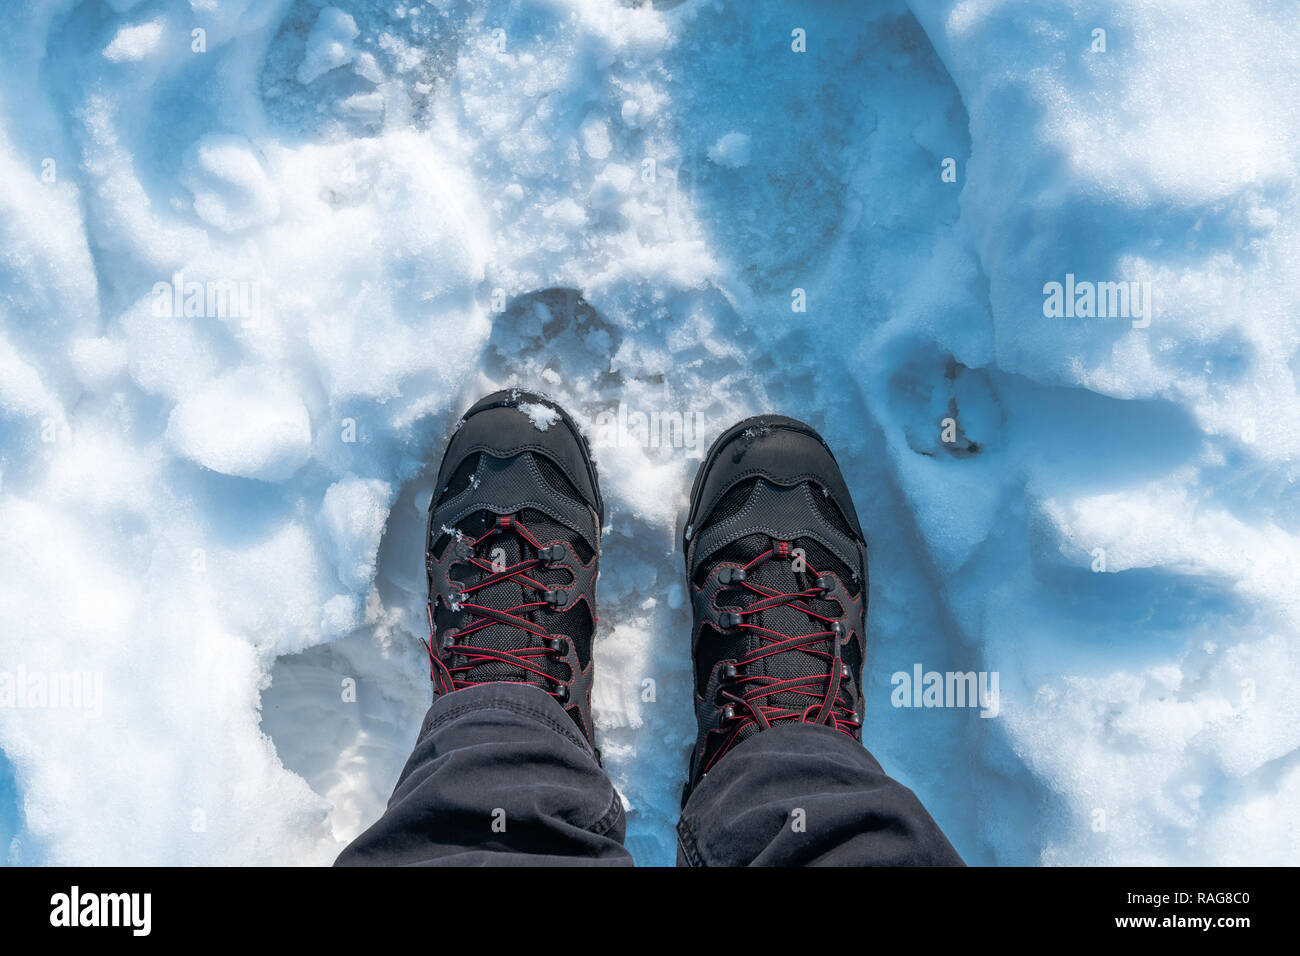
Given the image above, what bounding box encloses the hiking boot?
[425,389,603,746]
[682,415,867,795]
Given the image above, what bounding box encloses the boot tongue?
[451,529,529,683]
[446,511,577,685]
[716,535,844,724]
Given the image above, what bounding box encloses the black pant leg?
[335,682,632,866]
[677,723,963,866]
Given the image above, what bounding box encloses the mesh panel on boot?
[535,455,586,507]
[810,481,856,539]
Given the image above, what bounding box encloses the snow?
[1,0,1298,866]
[518,400,560,432]
[319,477,394,591]
[103,19,166,64]
[707,132,751,169]
[165,368,313,482]
[298,8,361,85]
[179,134,281,234]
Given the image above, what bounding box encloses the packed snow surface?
[1,0,1298,865]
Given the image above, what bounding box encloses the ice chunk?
[298,7,360,85]
[319,477,394,591]
[581,117,612,160]
[707,132,751,168]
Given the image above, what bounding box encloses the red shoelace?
[702,542,860,776]
[428,514,573,701]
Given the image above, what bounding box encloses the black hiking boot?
[425,389,603,747]
[682,415,868,796]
